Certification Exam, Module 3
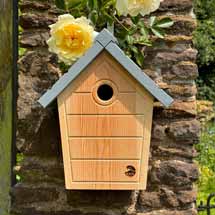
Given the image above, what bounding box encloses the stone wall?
[0,0,13,214]
[11,0,200,214]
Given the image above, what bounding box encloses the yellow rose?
[47,14,95,65]
[116,0,163,16]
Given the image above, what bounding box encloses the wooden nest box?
[39,29,173,190]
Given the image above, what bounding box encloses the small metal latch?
[125,165,136,177]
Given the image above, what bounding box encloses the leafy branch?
[55,0,174,67]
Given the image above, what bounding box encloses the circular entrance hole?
[97,84,114,101]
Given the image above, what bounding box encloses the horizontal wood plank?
[67,182,142,190]
[69,138,142,159]
[71,160,140,182]
[67,115,144,137]
[65,93,145,114]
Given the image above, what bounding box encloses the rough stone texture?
[11,0,200,214]
[160,0,193,13]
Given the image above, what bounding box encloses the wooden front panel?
[71,160,140,182]
[68,182,140,190]
[65,93,146,114]
[69,52,136,93]
[58,50,154,190]
[67,115,144,137]
[69,138,142,159]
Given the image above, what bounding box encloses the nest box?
[39,29,173,190]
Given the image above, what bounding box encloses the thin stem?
[114,15,129,32]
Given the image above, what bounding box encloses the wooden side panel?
[69,138,142,159]
[57,97,73,189]
[139,98,154,190]
[67,115,144,137]
[71,160,140,182]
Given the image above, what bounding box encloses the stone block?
[167,119,200,141]
[19,1,51,11]
[160,0,193,12]
[20,30,50,47]
[150,160,199,187]
[11,183,59,204]
[20,13,57,29]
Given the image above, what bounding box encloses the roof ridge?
[38,29,173,108]
[95,28,118,47]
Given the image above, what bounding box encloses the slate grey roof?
[38,29,174,108]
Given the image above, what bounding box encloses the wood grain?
[69,138,142,159]
[68,182,140,190]
[57,50,154,190]
[66,52,136,93]
[139,98,154,189]
[67,115,144,137]
[57,96,73,189]
[71,160,140,182]
[65,92,146,115]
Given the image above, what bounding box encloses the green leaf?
[93,0,98,9]
[89,10,99,25]
[155,17,174,28]
[134,50,144,66]
[131,14,141,24]
[87,0,94,10]
[86,0,98,11]
[130,45,139,54]
[115,27,128,39]
[102,0,115,10]
[19,47,27,56]
[103,11,114,26]
[140,26,149,38]
[16,175,21,182]
[126,35,134,45]
[67,0,83,9]
[125,50,132,58]
[55,0,66,10]
[59,62,70,73]
[149,16,157,27]
[151,27,165,38]
[134,36,152,46]
[128,25,138,35]
[137,20,144,28]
